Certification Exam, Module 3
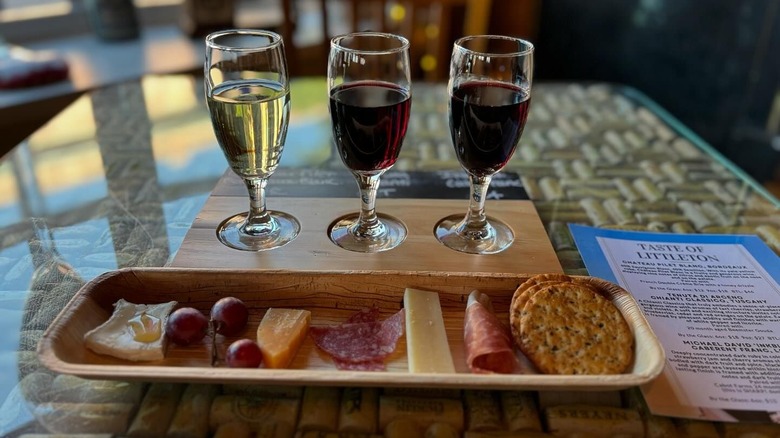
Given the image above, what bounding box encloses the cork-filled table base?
[172,184,562,275]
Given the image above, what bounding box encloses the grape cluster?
[164,297,263,368]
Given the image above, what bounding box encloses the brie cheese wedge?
[84,299,177,361]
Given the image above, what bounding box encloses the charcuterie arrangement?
[79,275,634,376]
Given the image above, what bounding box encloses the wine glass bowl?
[434,35,534,254]
[205,29,300,251]
[327,32,412,253]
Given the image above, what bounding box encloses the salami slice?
[310,308,405,371]
[464,290,518,374]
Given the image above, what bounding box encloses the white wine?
[207,79,290,178]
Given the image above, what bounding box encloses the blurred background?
[0,0,779,194]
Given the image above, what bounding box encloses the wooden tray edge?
[37,268,665,391]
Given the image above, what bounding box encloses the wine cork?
[512,162,554,177]
[126,382,185,437]
[572,115,590,135]
[678,201,713,230]
[658,182,707,193]
[298,387,340,432]
[385,418,424,438]
[688,171,733,182]
[521,176,543,201]
[635,213,689,224]
[209,395,299,434]
[603,198,637,225]
[628,200,679,213]
[166,384,218,438]
[612,178,642,202]
[548,127,568,148]
[571,159,596,179]
[580,198,613,227]
[647,221,670,232]
[671,222,696,234]
[703,180,737,204]
[623,129,645,150]
[659,161,686,184]
[552,159,574,178]
[499,391,542,432]
[539,177,565,201]
[424,422,461,438]
[537,391,622,410]
[566,187,622,200]
[639,160,666,183]
[543,405,643,438]
[671,138,702,159]
[756,225,780,253]
[668,191,722,203]
[49,375,145,404]
[559,178,615,189]
[634,123,655,141]
[596,167,646,179]
[700,225,757,235]
[632,178,664,202]
[223,384,304,399]
[599,144,623,165]
[719,422,780,437]
[339,387,379,434]
[601,224,649,231]
[543,149,586,161]
[604,130,628,154]
[519,143,542,162]
[530,129,548,149]
[33,402,136,435]
[538,210,590,223]
[673,418,719,437]
[379,396,464,432]
[213,421,253,438]
[581,143,602,164]
[463,390,502,432]
[382,388,462,399]
[535,201,583,212]
[557,249,586,270]
[700,201,737,227]
[547,221,577,251]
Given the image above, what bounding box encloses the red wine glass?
[434,35,534,254]
[327,32,412,252]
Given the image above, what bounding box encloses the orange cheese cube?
[256,308,311,369]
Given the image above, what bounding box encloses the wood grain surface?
[171,172,562,274]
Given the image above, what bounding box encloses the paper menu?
[569,224,780,419]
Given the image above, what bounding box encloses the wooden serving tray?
[38,268,665,390]
[170,171,562,274]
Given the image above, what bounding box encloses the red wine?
[450,81,531,176]
[329,81,411,172]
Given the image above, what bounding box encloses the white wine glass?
[327,32,412,252]
[434,35,534,254]
[205,29,300,251]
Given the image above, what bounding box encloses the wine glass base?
[328,213,407,253]
[434,214,514,254]
[217,211,300,251]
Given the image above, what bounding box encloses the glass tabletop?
[1,73,779,435]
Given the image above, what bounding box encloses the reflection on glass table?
[1,73,780,434]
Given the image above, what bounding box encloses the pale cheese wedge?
[256,308,311,369]
[83,299,177,361]
[403,288,455,373]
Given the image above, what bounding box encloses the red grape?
[210,297,248,336]
[225,339,263,368]
[166,307,208,346]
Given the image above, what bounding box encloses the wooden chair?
[280,0,493,80]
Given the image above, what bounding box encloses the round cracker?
[518,283,633,374]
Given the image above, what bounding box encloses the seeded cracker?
[518,283,633,374]
[509,274,573,344]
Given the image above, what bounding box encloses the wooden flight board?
[171,170,562,274]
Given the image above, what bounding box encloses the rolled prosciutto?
[464,290,518,374]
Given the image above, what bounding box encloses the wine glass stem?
[460,174,492,239]
[243,177,275,235]
[353,173,384,239]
